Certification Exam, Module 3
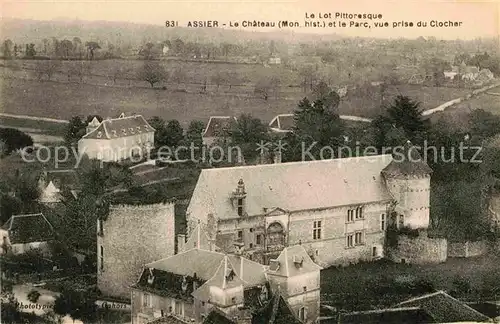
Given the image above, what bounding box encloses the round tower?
[382,141,432,230]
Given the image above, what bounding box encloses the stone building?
[97,203,175,300]
[78,113,155,162]
[131,224,319,324]
[186,142,441,267]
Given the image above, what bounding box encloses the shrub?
[27,290,41,303]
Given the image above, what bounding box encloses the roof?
[267,244,322,278]
[81,114,154,140]
[40,170,79,190]
[203,308,236,324]
[1,213,55,244]
[146,315,189,324]
[395,291,491,323]
[336,307,435,324]
[181,222,219,253]
[188,154,394,221]
[147,248,267,287]
[252,289,303,324]
[381,141,433,178]
[269,114,294,133]
[202,116,237,138]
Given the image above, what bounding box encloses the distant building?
[268,57,281,65]
[162,46,169,56]
[37,170,79,204]
[97,203,176,300]
[0,213,55,256]
[186,142,441,268]
[202,116,237,147]
[268,114,294,133]
[131,222,320,324]
[78,113,155,162]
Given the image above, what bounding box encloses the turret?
[382,141,432,230]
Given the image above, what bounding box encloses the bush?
[27,290,41,303]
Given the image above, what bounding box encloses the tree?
[27,290,41,303]
[299,65,317,92]
[138,61,167,88]
[0,128,34,154]
[229,114,269,163]
[171,67,187,89]
[54,288,98,323]
[110,65,130,85]
[468,109,500,139]
[85,41,101,60]
[2,39,14,58]
[1,296,21,324]
[163,120,184,148]
[0,139,7,158]
[24,43,36,58]
[309,81,340,112]
[254,78,273,100]
[72,37,82,58]
[34,60,62,81]
[59,39,73,58]
[64,116,87,144]
[68,61,92,83]
[211,70,226,92]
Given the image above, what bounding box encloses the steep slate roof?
[269,114,294,133]
[203,308,236,324]
[381,141,433,178]
[188,154,393,221]
[252,290,303,324]
[267,244,322,278]
[181,222,219,252]
[395,291,491,323]
[81,114,154,140]
[1,213,55,244]
[202,116,236,138]
[336,307,435,324]
[146,315,189,323]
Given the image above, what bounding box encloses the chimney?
[192,272,198,292]
[177,234,186,254]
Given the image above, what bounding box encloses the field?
[1,59,474,130]
[321,252,500,312]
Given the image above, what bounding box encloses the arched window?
[299,307,307,321]
[267,222,285,246]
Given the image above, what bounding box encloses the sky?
[2,0,499,39]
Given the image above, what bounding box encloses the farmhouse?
[268,114,294,133]
[202,116,237,147]
[185,141,440,268]
[1,213,55,256]
[78,113,155,162]
[131,221,320,324]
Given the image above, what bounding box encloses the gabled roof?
[252,289,303,324]
[40,170,79,190]
[146,315,189,324]
[381,141,433,178]
[39,180,63,203]
[267,244,322,278]
[188,154,394,220]
[81,114,154,140]
[395,291,491,323]
[269,114,294,133]
[181,222,219,253]
[203,308,236,324]
[202,116,237,138]
[1,213,55,244]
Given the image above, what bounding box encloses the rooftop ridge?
[109,202,176,210]
[201,154,393,173]
[342,306,423,315]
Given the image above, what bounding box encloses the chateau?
[78,113,155,162]
[185,142,440,267]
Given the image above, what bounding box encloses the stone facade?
[387,232,447,264]
[448,240,489,258]
[97,203,175,300]
[131,289,194,324]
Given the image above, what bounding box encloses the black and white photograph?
[1,0,500,323]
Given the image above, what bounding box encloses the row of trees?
[2,38,102,60]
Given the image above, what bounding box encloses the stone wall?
[388,232,447,264]
[98,203,175,300]
[448,240,489,258]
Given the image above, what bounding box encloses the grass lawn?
[2,60,473,127]
[321,252,500,312]
[42,274,97,294]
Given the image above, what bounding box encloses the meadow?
[1,58,473,131]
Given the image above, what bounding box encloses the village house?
[131,222,320,324]
[97,203,176,300]
[37,169,79,205]
[202,116,237,147]
[0,213,55,256]
[78,113,155,162]
[185,142,441,267]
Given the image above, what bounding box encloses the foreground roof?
[267,244,322,278]
[252,290,303,324]
[203,308,236,324]
[395,291,491,323]
[1,213,55,244]
[188,154,393,220]
[81,114,154,140]
[336,306,434,324]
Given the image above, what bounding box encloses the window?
[372,246,377,257]
[231,297,236,304]
[237,230,243,241]
[346,234,354,248]
[355,231,364,245]
[201,301,205,306]
[237,198,244,216]
[100,246,104,271]
[355,206,364,219]
[299,307,307,321]
[381,214,386,231]
[315,249,319,256]
[313,221,322,240]
[303,286,307,292]
[256,234,262,245]
[143,293,151,308]
[174,300,182,315]
[399,214,405,228]
[249,243,253,248]
[98,219,104,235]
[347,209,354,222]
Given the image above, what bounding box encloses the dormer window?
[112,130,118,137]
[129,127,135,134]
[137,126,142,133]
[225,269,235,282]
[293,255,304,268]
[269,259,280,271]
[96,131,102,138]
[237,199,244,216]
[122,128,127,135]
[147,268,155,285]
